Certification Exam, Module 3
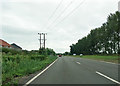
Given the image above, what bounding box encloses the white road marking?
[76,62,81,64]
[100,61,117,65]
[96,71,120,84]
[23,59,58,86]
[80,58,118,65]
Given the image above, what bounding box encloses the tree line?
[70,11,120,55]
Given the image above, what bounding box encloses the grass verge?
[71,55,119,63]
[2,54,57,86]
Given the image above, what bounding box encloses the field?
[72,55,119,63]
[1,48,57,85]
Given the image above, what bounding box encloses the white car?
[80,54,83,56]
[73,54,76,56]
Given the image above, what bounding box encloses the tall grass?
[2,53,57,85]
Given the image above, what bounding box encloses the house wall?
[1,45,11,48]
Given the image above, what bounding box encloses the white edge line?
[23,58,58,86]
[96,71,120,84]
[100,61,117,65]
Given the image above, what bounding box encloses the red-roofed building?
[0,39,11,48]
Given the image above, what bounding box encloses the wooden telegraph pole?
[38,33,47,49]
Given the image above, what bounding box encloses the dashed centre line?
[76,62,81,64]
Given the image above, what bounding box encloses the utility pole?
[38,33,47,49]
[44,34,46,49]
[40,33,41,49]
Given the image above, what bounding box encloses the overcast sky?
[1,0,119,53]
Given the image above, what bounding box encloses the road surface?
[22,56,119,85]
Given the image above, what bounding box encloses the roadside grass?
[2,54,57,86]
[72,55,119,63]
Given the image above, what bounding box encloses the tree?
[70,11,120,55]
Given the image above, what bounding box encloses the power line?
[51,0,74,24]
[46,0,75,29]
[42,0,63,30]
[48,0,63,21]
[52,0,86,28]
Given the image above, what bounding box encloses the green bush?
[39,48,56,55]
[2,48,22,55]
[30,55,46,60]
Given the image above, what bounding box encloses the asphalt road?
[24,56,119,85]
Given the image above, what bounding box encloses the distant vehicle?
[73,54,76,56]
[59,54,62,57]
[80,54,83,56]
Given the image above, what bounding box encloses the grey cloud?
[1,0,119,53]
